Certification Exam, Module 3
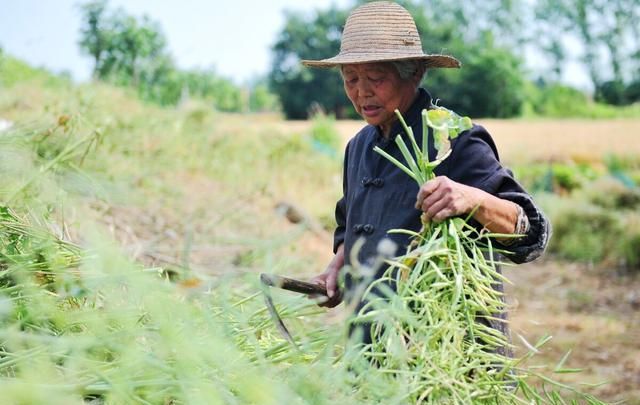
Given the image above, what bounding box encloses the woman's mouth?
[362,105,382,117]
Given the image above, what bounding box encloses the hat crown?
[301,1,460,69]
[340,2,423,57]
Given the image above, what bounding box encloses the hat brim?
[302,53,461,69]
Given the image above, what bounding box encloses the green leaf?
[373,145,420,184]
[433,128,450,160]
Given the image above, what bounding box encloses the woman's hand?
[415,176,481,222]
[416,176,520,235]
[310,244,345,308]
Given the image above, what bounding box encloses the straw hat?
[302,1,460,69]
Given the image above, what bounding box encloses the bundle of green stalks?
[333,108,606,404]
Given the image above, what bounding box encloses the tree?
[536,0,640,90]
[80,6,168,88]
[78,1,250,110]
[107,14,167,87]
[269,7,353,119]
[426,40,525,118]
[78,0,112,79]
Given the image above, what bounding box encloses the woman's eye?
[369,77,383,84]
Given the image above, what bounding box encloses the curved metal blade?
[260,275,297,348]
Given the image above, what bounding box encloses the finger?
[423,197,450,222]
[314,294,328,304]
[420,186,447,213]
[310,276,326,287]
[432,207,455,222]
[320,294,342,308]
[416,179,441,209]
[326,270,337,298]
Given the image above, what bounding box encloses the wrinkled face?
[342,62,419,136]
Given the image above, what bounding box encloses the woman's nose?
[356,79,373,96]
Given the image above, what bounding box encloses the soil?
[506,260,640,403]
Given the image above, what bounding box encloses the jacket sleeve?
[446,125,551,264]
[333,141,350,254]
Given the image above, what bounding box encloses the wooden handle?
[260,273,327,296]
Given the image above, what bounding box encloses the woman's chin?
[361,115,382,127]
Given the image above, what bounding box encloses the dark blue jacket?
[334,88,550,272]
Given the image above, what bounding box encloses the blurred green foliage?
[528,162,640,271]
[540,187,640,271]
[513,162,601,194]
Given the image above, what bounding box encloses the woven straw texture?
[302,1,460,68]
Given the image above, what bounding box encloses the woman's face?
[342,62,419,136]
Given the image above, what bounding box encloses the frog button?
[372,178,384,188]
[353,224,364,234]
[362,224,374,234]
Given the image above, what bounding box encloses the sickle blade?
[260,276,298,348]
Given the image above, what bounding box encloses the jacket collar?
[375,87,433,145]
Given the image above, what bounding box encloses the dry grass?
[475,118,640,165]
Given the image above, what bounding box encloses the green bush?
[624,79,640,104]
[595,80,628,106]
[596,79,640,106]
[512,162,600,193]
[539,183,640,270]
[545,199,622,263]
[524,83,640,118]
[581,177,640,210]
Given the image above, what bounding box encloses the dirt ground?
[505,260,640,403]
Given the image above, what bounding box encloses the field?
[274,117,640,163]
[1,77,640,403]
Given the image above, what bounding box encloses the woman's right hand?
[310,244,345,308]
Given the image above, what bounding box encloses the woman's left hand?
[415,176,482,222]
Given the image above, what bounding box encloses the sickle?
[259,273,327,347]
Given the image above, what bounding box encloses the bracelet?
[514,205,530,235]
[500,205,529,246]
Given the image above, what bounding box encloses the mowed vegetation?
[2,54,640,404]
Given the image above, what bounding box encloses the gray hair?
[390,60,426,82]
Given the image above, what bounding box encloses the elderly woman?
[306,2,550,344]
